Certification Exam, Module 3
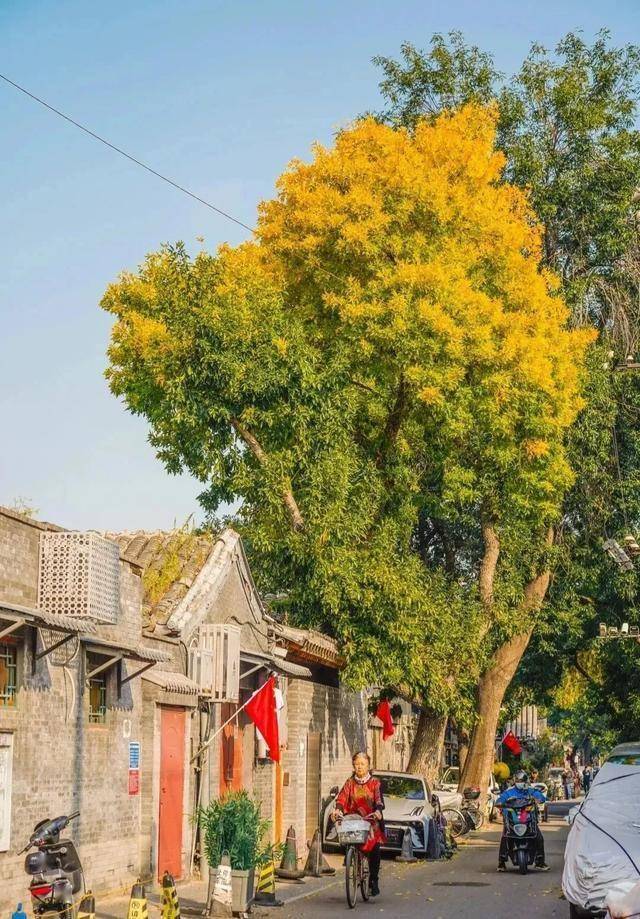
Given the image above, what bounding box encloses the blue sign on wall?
[129,741,140,769]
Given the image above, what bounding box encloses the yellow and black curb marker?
[255,859,283,907]
[77,892,96,919]
[161,871,181,919]
[127,880,149,919]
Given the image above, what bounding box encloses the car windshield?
[378,776,426,800]
[607,754,640,765]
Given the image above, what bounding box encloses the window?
[0,641,18,707]
[0,733,13,851]
[88,674,107,723]
[377,775,426,800]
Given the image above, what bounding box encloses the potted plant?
[200,790,271,914]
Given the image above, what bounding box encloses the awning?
[82,637,171,664]
[240,649,311,680]
[270,622,343,667]
[82,637,172,693]
[0,600,98,635]
[142,669,199,694]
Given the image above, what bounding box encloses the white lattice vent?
[189,624,241,702]
[38,532,120,624]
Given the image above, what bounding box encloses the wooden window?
[0,733,13,851]
[86,654,108,724]
[0,641,18,707]
[88,674,107,723]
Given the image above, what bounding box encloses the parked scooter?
[20,812,90,916]
[500,796,540,874]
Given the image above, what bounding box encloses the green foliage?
[199,791,272,871]
[374,32,499,124]
[524,732,566,772]
[375,30,640,309]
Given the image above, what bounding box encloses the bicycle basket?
[463,786,481,800]
[337,817,370,845]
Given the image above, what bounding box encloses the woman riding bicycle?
[331,752,386,897]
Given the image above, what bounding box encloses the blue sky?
[1,0,638,531]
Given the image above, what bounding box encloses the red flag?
[502,730,522,755]
[245,676,280,762]
[376,700,395,741]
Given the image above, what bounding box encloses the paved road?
[269,818,570,918]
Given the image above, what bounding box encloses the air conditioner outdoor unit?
[38,532,120,624]
[189,624,241,702]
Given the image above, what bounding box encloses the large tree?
[374,29,640,790]
[102,106,591,784]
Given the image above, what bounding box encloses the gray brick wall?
[282,679,367,855]
[0,509,146,905]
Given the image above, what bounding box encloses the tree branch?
[231,417,305,532]
[376,375,409,468]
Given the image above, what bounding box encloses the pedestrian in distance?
[583,764,593,794]
[331,752,386,898]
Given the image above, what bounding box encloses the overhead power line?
[0,72,347,285]
[0,72,254,233]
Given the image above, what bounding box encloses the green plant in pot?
[199,790,272,913]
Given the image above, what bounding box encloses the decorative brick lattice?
[38,532,120,624]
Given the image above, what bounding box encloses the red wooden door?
[159,707,186,880]
[220,703,244,794]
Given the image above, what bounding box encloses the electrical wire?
[0,72,348,285]
[0,72,255,232]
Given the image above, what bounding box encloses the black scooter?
[501,796,539,874]
[20,812,93,916]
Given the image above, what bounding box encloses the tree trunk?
[407,708,448,786]
[458,630,534,799]
[457,728,470,771]
[459,531,553,800]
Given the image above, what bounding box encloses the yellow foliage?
[254,105,595,509]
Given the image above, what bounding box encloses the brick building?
[0,507,417,903]
[0,506,170,906]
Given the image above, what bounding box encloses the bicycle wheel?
[442,807,467,838]
[467,805,484,830]
[345,846,358,909]
[359,850,370,902]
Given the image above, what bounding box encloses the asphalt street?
[271,817,571,918]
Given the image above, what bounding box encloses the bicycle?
[335,814,374,909]
[461,786,484,831]
[441,806,468,839]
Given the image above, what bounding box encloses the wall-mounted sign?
[129,742,140,769]
[128,742,141,795]
[128,769,140,796]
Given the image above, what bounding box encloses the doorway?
[159,707,186,880]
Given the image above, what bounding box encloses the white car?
[322,770,437,857]
[563,742,640,917]
[434,766,498,812]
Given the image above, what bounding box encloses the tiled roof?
[103,529,215,632]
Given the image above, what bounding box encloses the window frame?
[0,639,19,708]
